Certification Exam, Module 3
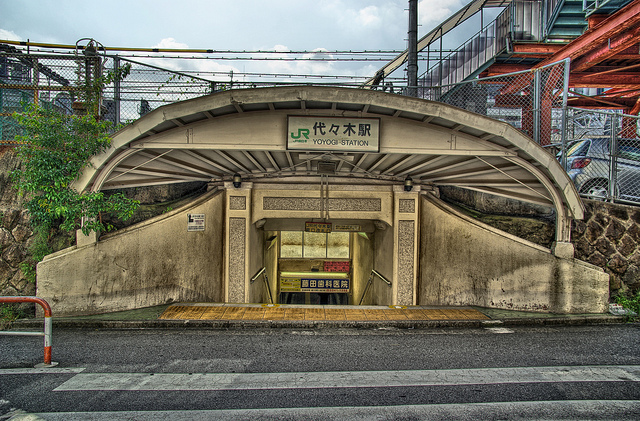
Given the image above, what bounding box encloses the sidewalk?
[6,303,628,330]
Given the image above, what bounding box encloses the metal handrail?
[250,267,274,304]
[359,269,391,305]
[0,296,54,366]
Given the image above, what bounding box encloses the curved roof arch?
[76,86,583,238]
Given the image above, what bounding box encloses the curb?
[7,314,628,330]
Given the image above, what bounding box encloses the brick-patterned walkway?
[159,304,490,321]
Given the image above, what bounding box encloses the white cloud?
[418,0,464,31]
[356,6,382,27]
[0,29,22,41]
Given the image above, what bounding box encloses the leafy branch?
[12,105,139,235]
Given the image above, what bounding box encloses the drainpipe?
[407,0,418,97]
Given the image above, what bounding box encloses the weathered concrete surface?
[36,189,225,316]
[419,194,609,313]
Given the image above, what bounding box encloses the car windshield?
[567,140,591,157]
[558,140,591,159]
[619,139,640,162]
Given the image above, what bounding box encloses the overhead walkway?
[365,0,596,91]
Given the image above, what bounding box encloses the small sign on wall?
[187,214,205,231]
[324,261,350,272]
[334,224,361,232]
[305,222,332,233]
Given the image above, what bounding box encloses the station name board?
[287,116,380,152]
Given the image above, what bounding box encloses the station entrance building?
[36,87,609,315]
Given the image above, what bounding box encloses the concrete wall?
[373,225,394,305]
[351,232,373,305]
[419,194,609,313]
[37,189,225,316]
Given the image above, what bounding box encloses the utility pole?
[407,0,418,97]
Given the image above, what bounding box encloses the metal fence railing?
[0,51,218,134]
[560,109,640,204]
[2,49,639,207]
[420,59,570,147]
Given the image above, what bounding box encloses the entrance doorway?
[262,220,377,305]
[279,230,351,305]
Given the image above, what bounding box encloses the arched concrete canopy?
[75,86,583,242]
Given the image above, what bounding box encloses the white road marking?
[0,367,85,375]
[53,365,640,391]
[484,327,514,334]
[21,400,640,420]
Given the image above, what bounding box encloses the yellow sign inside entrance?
[280,272,350,293]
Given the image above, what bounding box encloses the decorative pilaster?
[393,186,420,305]
[224,182,253,303]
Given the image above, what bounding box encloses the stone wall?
[0,148,35,302]
[572,200,640,296]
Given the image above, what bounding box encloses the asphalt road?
[1,324,639,420]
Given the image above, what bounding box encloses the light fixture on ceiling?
[233,173,242,188]
[404,176,413,192]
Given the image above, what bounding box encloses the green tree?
[12,105,139,235]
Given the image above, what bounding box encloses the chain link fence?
[0,51,220,137]
[418,59,569,147]
[417,59,640,206]
[561,109,640,205]
[2,49,640,206]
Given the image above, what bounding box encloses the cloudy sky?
[1,0,492,82]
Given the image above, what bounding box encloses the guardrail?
[250,267,274,304]
[0,296,54,366]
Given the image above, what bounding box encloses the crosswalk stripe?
[53,365,640,391]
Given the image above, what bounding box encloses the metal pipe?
[250,267,266,282]
[359,269,392,305]
[359,273,374,305]
[372,269,392,286]
[0,296,53,366]
[0,331,44,336]
[407,0,419,97]
[263,273,274,304]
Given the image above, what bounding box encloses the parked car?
[558,138,640,202]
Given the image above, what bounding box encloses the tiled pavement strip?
[159,304,490,322]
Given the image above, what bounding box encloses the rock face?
[572,200,640,295]
[439,186,556,248]
[0,148,35,304]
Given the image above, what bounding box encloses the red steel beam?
[537,0,640,68]
[571,26,640,72]
[570,73,640,87]
[510,43,565,58]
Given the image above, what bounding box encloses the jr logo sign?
[290,128,310,141]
